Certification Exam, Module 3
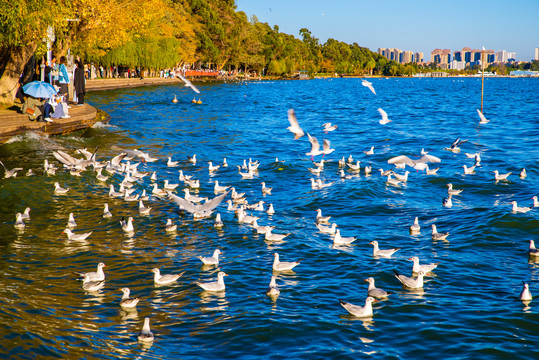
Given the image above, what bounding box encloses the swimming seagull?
[316,209,331,224]
[447,183,463,196]
[394,269,425,289]
[266,275,280,297]
[197,249,221,266]
[139,200,152,215]
[196,271,227,291]
[103,203,112,218]
[167,157,179,167]
[369,241,400,258]
[187,154,197,164]
[178,73,200,93]
[493,170,511,181]
[82,280,105,291]
[364,146,374,155]
[266,203,275,215]
[138,317,154,342]
[66,213,77,228]
[409,217,420,234]
[273,253,301,271]
[533,196,539,208]
[21,207,31,220]
[362,79,376,95]
[0,161,23,178]
[214,213,224,228]
[163,180,179,190]
[151,268,184,285]
[79,263,106,283]
[333,229,357,245]
[316,222,337,235]
[165,219,177,232]
[365,277,391,299]
[339,297,376,317]
[425,165,439,175]
[511,201,532,213]
[208,161,220,173]
[264,228,290,242]
[409,256,440,273]
[529,240,539,256]
[520,168,526,179]
[477,109,489,124]
[431,224,449,240]
[287,109,304,139]
[14,213,25,229]
[377,108,391,125]
[120,216,134,233]
[120,287,140,309]
[54,182,69,195]
[63,228,92,241]
[463,165,476,175]
[442,195,453,208]
[261,182,272,195]
[520,282,533,301]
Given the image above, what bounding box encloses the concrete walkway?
[0,77,187,144]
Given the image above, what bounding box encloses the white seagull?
[339,297,376,317]
[196,271,227,291]
[306,133,324,159]
[266,275,280,297]
[0,160,23,178]
[369,240,400,258]
[103,203,112,218]
[120,216,134,233]
[138,317,154,342]
[409,256,440,273]
[63,228,92,241]
[287,109,304,139]
[79,262,106,283]
[21,207,31,220]
[377,108,391,125]
[365,277,391,299]
[520,282,533,301]
[54,182,69,195]
[529,240,539,256]
[431,224,449,240]
[152,268,184,285]
[493,170,511,181]
[333,229,357,245]
[197,249,221,266]
[165,219,177,232]
[409,217,420,234]
[361,79,376,95]
[477,109,489,124]
[394,269,425,289]
[273,253,301,271]
[511,201,532,213]
[178,73,200,93]
[66,213,77,228]
[120,287,140,309]
[322,122,338,132]
[14,213,25,229]
[139,200,152,215]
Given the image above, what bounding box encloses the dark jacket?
[74,64,86,95]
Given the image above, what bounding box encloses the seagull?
[20,207,31,220]
[362,79,376,95]
[66,213,77,228]
[120,287,140,309]
[425,165,439,175]
[365,277,391,299]
[520,168,526,179]
[520,282,533,301]
[196,271,227,291]
[266,275,280,297]
[54,182,69,195]
[529,240,539,256]
[316,222,337,235]
[214,213,224,228]
[120,216,134,233]
[306,133,324,159]
[152,183,167,197]
[150,172,157,182]
[387,154,441,170]
[431,224,449,240]
[14,213,25,229]
[214,180,230,193]
[266,203,275,215]
[82,280,105,291]
[139,200,152,215]
[339,297,376,317]
[169,191,228,218]
[463,165,476,175]
[138,317,154,342]
[321,139,335,156]
[493,170,511,181]
[393,171,410,182]
[316,209,331,224]
[477,109,489,124]
[96,168,108,182]
[197,249,221,266]
[152,268,184,285]
[287,109,304,139]
[0,161,23,178]
[163,180,179,191]
[347,161,361,172]
[208,161,220,173]
[63,228,92,241]
[222,158,228,167]
[363,146,374,155]
[369,240,400,258]
[394,269,425,289]
[273,253,301,271]
[264,228,290,242]
[511,201,532,213]
[442,195,453,208]
[251,219,275,234]
[333,229,357,245]
[103,203,112,218]
[178,73,200,93]
[377,108,391,125]
[409,217,420,234]
[447,183,463,196]
[79,263,106,283]
[261,182,272,195]
[409,256,440,273]
[167,157,179,167]
[187,154,197,164]
[533,196,539,208]
[445,137,467,152]
[322,122,338,132]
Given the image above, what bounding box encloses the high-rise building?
[414,52,424,63]
[403,51,413,64]
[431,49,451,65]
[496,50,509,62]
[378,48,416,64]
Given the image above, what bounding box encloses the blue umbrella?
[22,81,57,99]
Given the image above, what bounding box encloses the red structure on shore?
[185,70,219,77]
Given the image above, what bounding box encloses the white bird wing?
[178,73,200,94]
[287,109,304,138]
[418,154,441,163]
[387,155,415,167]
[362,80,376,95]
[477,109,489,123]
[53,151,77,166]
[169,191,228,214]
[307,133,320,153]
[323,139,333,153]
[111,153,127,167]
[377,108,388,121]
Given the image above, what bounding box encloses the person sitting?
[21,96,45,121]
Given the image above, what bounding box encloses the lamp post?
[481,46,485,113]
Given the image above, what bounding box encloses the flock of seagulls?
[3,77,537,345]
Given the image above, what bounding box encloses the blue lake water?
[0,77,538,359]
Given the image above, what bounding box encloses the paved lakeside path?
[0,77,188,144]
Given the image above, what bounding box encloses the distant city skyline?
[236,0,539,62]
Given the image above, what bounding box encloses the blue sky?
[235,0,539,61]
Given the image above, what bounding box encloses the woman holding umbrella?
[21,81,57,122]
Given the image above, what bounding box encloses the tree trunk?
[0,42,38,106]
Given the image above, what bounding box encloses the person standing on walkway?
[73,59,86,105]
[58,56,70,103]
